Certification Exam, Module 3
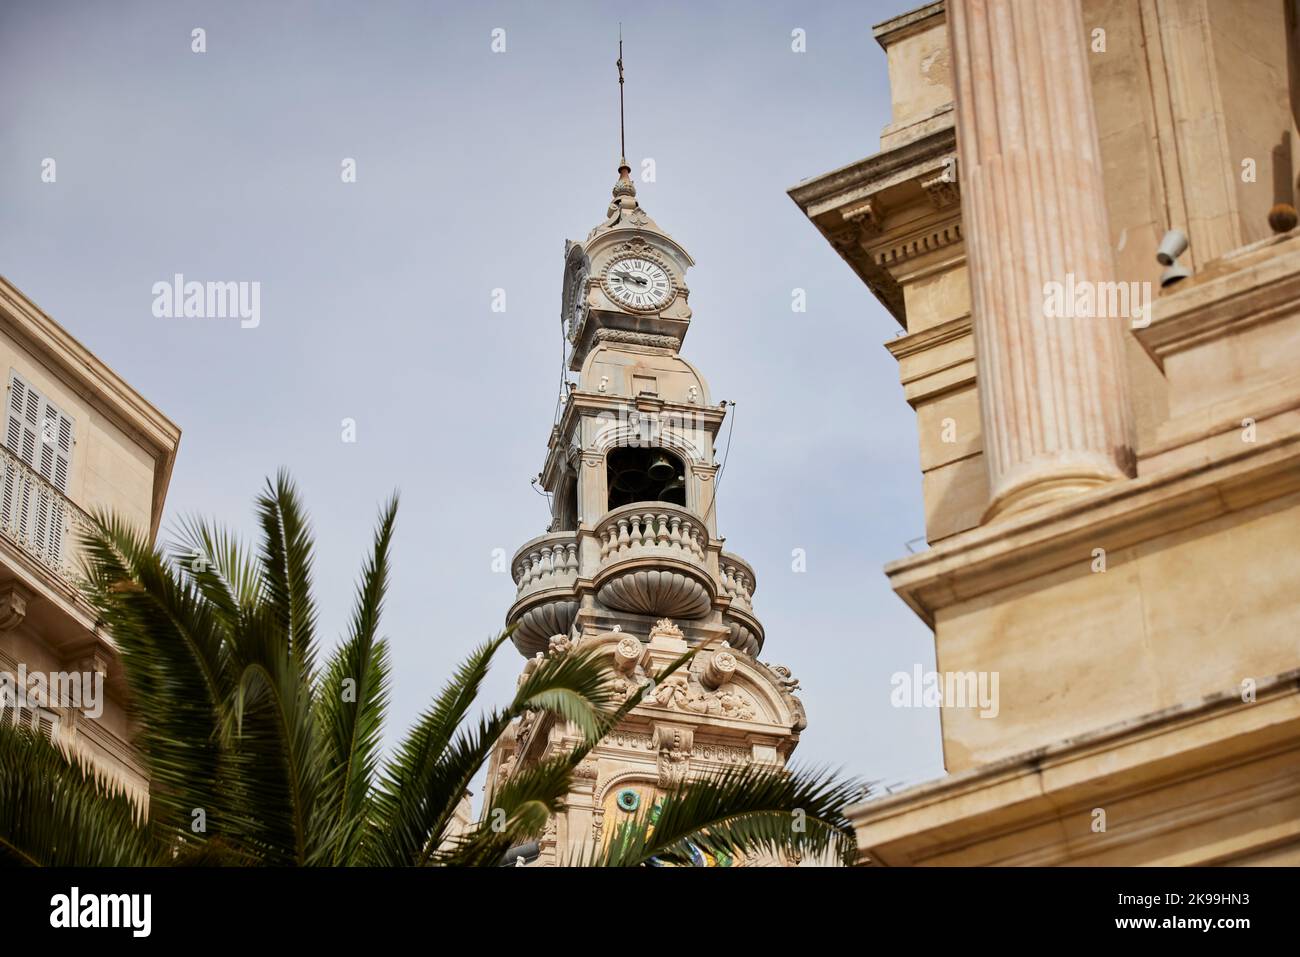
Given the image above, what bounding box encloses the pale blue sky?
[0,0,944,791]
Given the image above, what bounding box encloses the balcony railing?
[0,442,95,589]
[596,503,707,568]
[719,551,757,609]
[511,531,580,601]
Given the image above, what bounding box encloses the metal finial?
[617,25,626,169]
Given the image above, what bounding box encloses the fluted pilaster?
[950,0,1135,518]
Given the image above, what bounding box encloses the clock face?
[568,267,588,340]
[605,256,673,311]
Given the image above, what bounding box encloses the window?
[1,371,75,566]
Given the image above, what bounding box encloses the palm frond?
[174,514,264,617]
[0,721,155,866]
[219,605,325,865]
[443,644,705,867]
[255,470,318,671]
[434,750,576,867]
[364,631,512,866]
[77,512,239,849]
[315,494,397,864]
[591,762,859,867]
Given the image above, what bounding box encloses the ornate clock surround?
[598,238,681,315]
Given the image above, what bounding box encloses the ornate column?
[950,0,1135,518]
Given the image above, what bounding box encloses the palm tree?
[0,472,858,866]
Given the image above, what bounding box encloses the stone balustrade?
[594,503,712,619]
[596,504,706,566]
[511,532,580,600]
[719,551,757,609]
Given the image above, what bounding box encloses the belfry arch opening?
[606,446,686,510]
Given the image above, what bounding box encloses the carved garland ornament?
[593,328,681,349]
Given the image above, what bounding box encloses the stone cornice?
[787,126,956,217]
[788,126,958,328]
[886,432,1300,626]
[0,275,181,540]
[873,220,962,270]
[872,0,946,50]
[884,313,971,361]
[849,668,1300,865]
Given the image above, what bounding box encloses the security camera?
[1157,229,1190,288]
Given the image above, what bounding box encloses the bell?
[660,476,686,505]
[647,453,675,483]
[612,466,648,493]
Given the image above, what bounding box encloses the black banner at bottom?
[1,865,1282,942]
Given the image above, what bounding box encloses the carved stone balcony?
[594,503,713,620]
[0,443,95,594]
[719,551,764,655]
[507,531,580,657]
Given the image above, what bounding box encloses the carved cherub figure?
[769,663,801,694]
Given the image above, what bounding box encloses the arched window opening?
[607,446,686,510]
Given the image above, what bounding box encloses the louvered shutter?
[2,372,75,565]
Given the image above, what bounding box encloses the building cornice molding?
[886,433,1300,626]
[884,313,972,361]
[788,126,958,328]
[872,0,946,51]
[849,668,1300,866]
[787,126,956,216]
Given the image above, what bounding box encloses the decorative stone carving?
[764,663,807,732]
[645,669,757,721]
[510,599,578,656]
[594,328,681,350]
[712,688,756,721]
[841,198,884,237]
[649,673,691,711]
[613,635,643,673]
[702,650,737,690]
[608,731,655,751]
[496,752,517,787]
[649,618,683,641]
[920,169,959,209]
[597,570,711,619]
[767,664,801,694]
[546,634,572,658]
[692,743,751,764]
[875,222,963,266]
[654,725,694,789]
[0,583,32,632]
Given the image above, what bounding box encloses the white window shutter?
[2,371,75,566]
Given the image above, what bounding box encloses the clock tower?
[484,159,808,866]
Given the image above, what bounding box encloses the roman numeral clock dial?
[604,256,672,311]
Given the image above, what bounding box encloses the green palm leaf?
[77,511,241,851]
[315,495,397,864]
[591,763,859,867]
[0,721,155,866]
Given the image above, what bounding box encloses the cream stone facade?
[485,164,807,866]
[0,276,180,804]
[791,0,1300,865]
